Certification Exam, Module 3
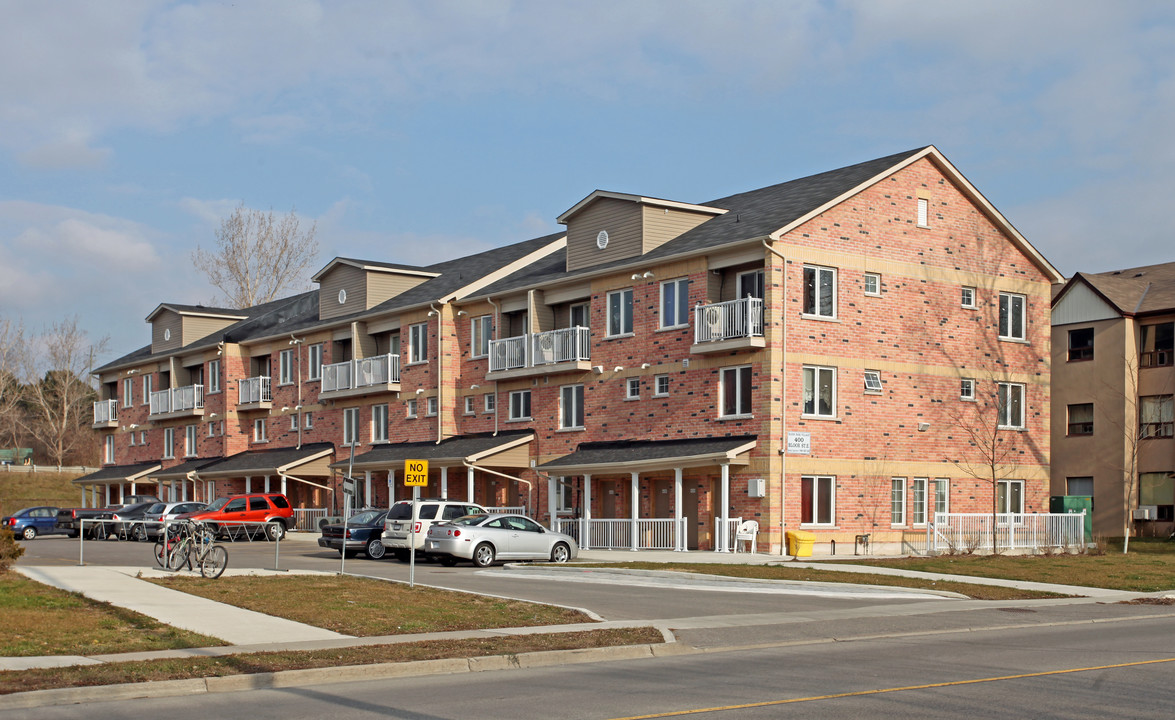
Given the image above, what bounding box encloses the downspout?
[464,460,534,514]
[186,470,199,503]
[487,297,501,436]
[763,238,788,555]
[431,303,445,444]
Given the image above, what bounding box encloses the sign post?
[404,459,429,588]
[339,477,355,575]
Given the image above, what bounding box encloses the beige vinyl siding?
[485,442,532,468]
[151,311,183,353]
[566,198,643,272]
[366,272,429,308]
[353,322,378,359]
[707,269,723,304]
[181,316,237,346]
[530,290,555,333]
[319,265,367,320]
[641,206,712,254]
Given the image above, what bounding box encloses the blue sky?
[2,0,1173,364]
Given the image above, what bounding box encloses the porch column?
[104,485,110,506]
[365,470,372,507]
[718,462,730,552]
[81,488,87,508]
[389,469,396,504]
[467,466,475,504]
[264,475,271,493]
[118,484,124,503]
[130,481,136,496]
[630,472,639,551]
[181,480,188,502]
[245,476,251,494]
[583,474,592,551]
[440,466,449,499]
[674,467,684,552]
[170,479,176,502]
[547,475,558,530]
[280,475,287,496]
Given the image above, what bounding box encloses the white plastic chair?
[733,520,759,553]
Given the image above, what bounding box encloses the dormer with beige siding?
[558,191,725,272]
[312,258,440,321]
[145,305,246,355]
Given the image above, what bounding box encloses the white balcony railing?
[694,297,763,343]
[321,354,400,393]
[93,399,117,424]
[149,384,204,415]
[237,376,271,405]
[489,327,590,373]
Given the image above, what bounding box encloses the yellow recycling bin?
[786,530,816,558]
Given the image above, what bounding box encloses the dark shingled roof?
[196,442,334,477]
[74,461,161,484]
[1073,261,1175,316]
[332,431,534,470]
[149,456,224,481]
[539,435,758,472]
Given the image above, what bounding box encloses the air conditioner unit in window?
[1133,506,1157,520]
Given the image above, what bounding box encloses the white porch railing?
[149,385,204,415]
[291,508,328,532]
[918,512,1088,555]
[238,376,271,404]
[322,354,400,392]
[485,505,526,515]
[715,517,743,551]
[93,399,117,424]
[694,297,764,343]
[554,517,686,550]
[489,327,590,372]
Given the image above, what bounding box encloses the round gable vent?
[596,230,609,250]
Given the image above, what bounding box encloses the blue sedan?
[2,506,68,540]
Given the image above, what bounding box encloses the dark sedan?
[318,509,389,559]
[2,506,69,540]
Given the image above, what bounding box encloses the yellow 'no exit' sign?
[404,459,429,486]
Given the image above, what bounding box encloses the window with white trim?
[863,370,882,393]
[912,477,928,526]
[484,393,496,413]
[303,412,313,429]
[307,344,323,380]
[997,382,1025,429]
[142,375,152,405]
[509,390,531,421]
[406,399,418,418]
[720,365,753,417]
[802,265,836,318]
[660,278,689,329]
[253,418,267,443]
[184,425,197,457]
[802,365,836,418]
[163,427,175,458]
[409,322,428,364]
[554,477,574,513]
[279,349,294,384]
[129,432,136,446]
[654,374,669,397]
[864,272,881,296]
[426,396,438,416]
[801,475,835,526]
[560,384,584,430]
[960,378,976,401]
[122,378,133,408]
[342,407,359,444]
[464,396,475,415]
[471,315,492,358]
[208,359,221,393]
[626,377,640,400]
[104,435,115,464]
[607,288,633,337]
[917,197,929,227]
[372,404,388,443]
[999,292,1026,341]
[737,269,765,300]
[140,430,147,444]
[891,478,906,526]
[961,286,976,309]
[934,479,950,516]
[570,302,590,329]
[997,479,1024,515]
[291,414,299,430]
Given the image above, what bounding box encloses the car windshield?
[204,497,230,512]
[348,510,382,525]
[146,503,166,513]
[387,503,412,520]
[450,515,491,527]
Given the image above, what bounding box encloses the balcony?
[92,399,118,428]
[691,297,765,355]
[319,353,401,401]
[237,376,272,411]
[148,384,205,420]
[487,327,591,380]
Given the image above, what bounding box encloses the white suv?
[382,499,486,562]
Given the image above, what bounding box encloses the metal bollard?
[273,529,280,571]
[78,519,85,566]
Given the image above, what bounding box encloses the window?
[1140,473,1174,522]
[142,375,152,405]
[737,269,765,300]
[961,286,976,309]
[654,374,669,397]
[372,404,388,443]
[997,382,1025,429]
[509,390,532,420]
[308,344,323,380]
[484,393,496,413]
[960,378,976,401]
[864,272,881,296]
[607,289,633,336]
[1067,403,1093,436]
[129,432,136,446]
[303,412,313,429]
[471,315,493,358]
[208,422,215,437]
[104,435,115,464]
[863,370,882,393]
[290,415,299,430]
[660,278,690,329]
[998,292,1026,341]
[279,349,294,384]
[163,427,175,458]
[554,477,574,513]
[720,365,753,417]
[560,384,584,430]
[569,302,590,329]
[891,478,906,526]
[802,265,836,318]
[933,479,950,516]
[208,359,221,393]
[997,479,1024,515]
[409,322,428,364]
[800,475,835,525]
[1140,395,1174,438]
[406,399,418,418]
[1068,328,1094,362]
[1140,322,1174,367]
[184,425,197,457]
[1066,477,1094,497]
[464,396,475,415]
[122,378,133,408]
[426,397,438,416]
[912,478,927,526]
[802,365,836,418]
[343,407,359,444]
[140,430,147,444]
[253,418,267,443]
[626,377,640,400]
[917,197,929,227]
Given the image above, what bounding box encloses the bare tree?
[191,203,318,309]
[0,317,25,449]
[18,317,107,466]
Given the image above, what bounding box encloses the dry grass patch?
[0,574,224,656]
[0,628,664,695]
[572,562,1063,600]
[148,574,591,635]
[0,472,84,517]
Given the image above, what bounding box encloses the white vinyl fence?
[555,517,686,550]
[914,512,1088,555]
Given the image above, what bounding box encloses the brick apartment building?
[83,146,1061,553]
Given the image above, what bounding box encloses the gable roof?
[310,257,440,283]
[1056,261,1175,317]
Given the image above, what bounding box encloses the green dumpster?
[786,530,816,557]
[1050,495,1093,543]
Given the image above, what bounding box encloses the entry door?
[602,481,617,518]
[654,479,671,517]
[685,482,701,550]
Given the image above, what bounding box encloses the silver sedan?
[424,513,578,567]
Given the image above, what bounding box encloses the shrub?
[0,528,24,573]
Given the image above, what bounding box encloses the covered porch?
[72,462,161,507]
[194,442,335,530]
[147,456,223,503]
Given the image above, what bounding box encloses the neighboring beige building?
[1051,262,1175,538]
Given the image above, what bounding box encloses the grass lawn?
[571,562,1062,600]
[148,574,591,635]
[0,471,86,517]
[0,627,665,695]
[0,574,223,657]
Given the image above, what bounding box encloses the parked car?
[383,499,487,562]
[185,493,294,540]
[113,494,161,508]
[103,501,160,540]
[318,509,389,559]
[132,501,208,541]
[425,513,578,567]
[2,506,69,540]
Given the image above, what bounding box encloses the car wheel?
[394,549,410,563]
[266,522,285,541]
[21,526,37,540]
[66,530,78,539]
[439,556,458,567]
[131,524,148,542]
[472,543,496,568]
[366,539,386,559]
[550,542,571,563]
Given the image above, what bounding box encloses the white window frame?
[406,399,418,418]
[163,427,175,458]
[997,479,1025,515]
[342,407,359,444]
[372,404,388,443]
[484,393,496,413]
[207,358,221,394]
[509,389,532,421]
[471,315,493,358]
[142,375,152,405]
[129,432,136,447]
[570,302,590,329]
[626,377,640,400]
[184,425,197,457]
[800,475,835,526]
[737,269,765,300]
[961,286,976,309]
[606,288,634,337]
[554,477,574,514]
[560,384,585,430]
[307,344,323,381]
[464,396,475,415]
[911,477,928,526]
[802,265,837,319]
[998,382,1025,429]
[999,292,1027,341]
[654,374,669,397]
[933,479,950,517]
[253,418,267,444]
[917,197,929,227]
[409,322,428,364]
[278,349,294,384]
[122,378,133,408]
[303,412,313,429]
[891,478,906,526]
[864,272,881,297]
[207,422,215,438]
[140,430,147,444]
[802,365,837,418]
[659,278,690,329]
[291,414,299,430]
[863,370,883,393]
[720,365,753,418]
[960,378,976,401]
[104,435,115,464]
[426,396,438,416]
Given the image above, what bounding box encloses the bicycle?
[163,519,229,579]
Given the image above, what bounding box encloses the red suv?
[185,493,294,540]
